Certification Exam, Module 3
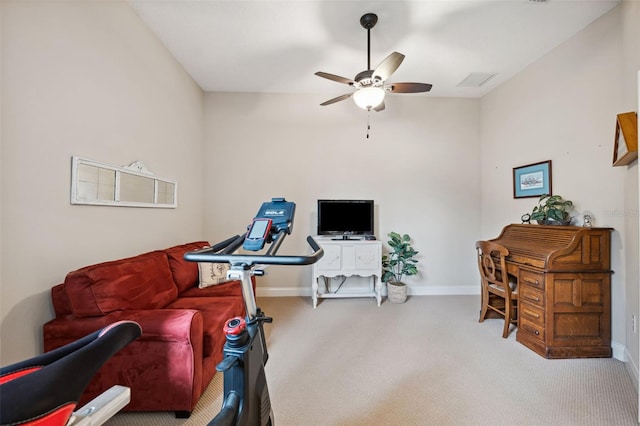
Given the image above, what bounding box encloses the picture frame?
[612,112,638,167]
[71,156,178,208]
[513,160,552,199]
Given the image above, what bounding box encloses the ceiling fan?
[315,13,432,112]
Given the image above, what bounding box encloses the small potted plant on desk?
[530,194,574,225]
[382,232,420,304]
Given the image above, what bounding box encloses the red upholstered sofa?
[43,241,252,417]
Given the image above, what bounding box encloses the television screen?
[317,200,374,236]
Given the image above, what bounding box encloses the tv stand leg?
[312,278,319,308]
[374,276,382,306]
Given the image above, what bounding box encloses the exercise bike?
[184,198,323,426]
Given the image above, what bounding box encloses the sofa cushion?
[51,283,72,316]
[179,277,254,299]
[164,241,210,294]
[198,262,230,288]
[64,251,178,317]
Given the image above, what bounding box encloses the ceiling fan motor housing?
[354,70,381,88]
[360,13,378,30]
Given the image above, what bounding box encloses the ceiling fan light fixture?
[353,87,385,110]
[315,13,431,112]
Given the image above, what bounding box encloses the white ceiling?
[129,0,619,100]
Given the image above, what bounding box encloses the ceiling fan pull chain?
[366,110,371,139]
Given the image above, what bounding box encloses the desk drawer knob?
[522,323,542,337]
[524,278,540,286]
[525,294,540,302]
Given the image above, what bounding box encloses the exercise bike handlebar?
[184,234,324,267]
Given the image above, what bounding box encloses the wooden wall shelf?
[612,112,638,167]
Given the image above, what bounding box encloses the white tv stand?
[312,238,382,308]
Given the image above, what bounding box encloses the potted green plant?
[530,194,573,225]
[382,232,419,303]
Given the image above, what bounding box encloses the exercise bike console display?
[243,218,272,251]
[184,198,323,426]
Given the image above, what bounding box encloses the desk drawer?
[519,285,544,308]
[519,269,544,290]
[519,302,544,326]
[520,317,545,342]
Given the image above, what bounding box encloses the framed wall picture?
[513,160,552,199]
[612,112,638,166]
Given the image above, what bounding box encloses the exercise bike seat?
[0,320,142,426]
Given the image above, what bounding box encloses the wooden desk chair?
[476,240,518,338]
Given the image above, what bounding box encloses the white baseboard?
[256,287,313,297]
[623,345,639,391]
[612,341,626,361]
[408,285,480,296]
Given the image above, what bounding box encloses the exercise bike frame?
[185,231,323,426]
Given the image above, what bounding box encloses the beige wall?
[0,1,205,363]
[1,0,637,377]
[203,93,481,296]
[621,0,640,388]
[480,4,639,366]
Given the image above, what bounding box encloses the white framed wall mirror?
[71,156,177,208]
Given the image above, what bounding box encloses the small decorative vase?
[387,281,407,304]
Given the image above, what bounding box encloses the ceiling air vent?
[457,73,497,88]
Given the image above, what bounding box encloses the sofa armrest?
[43,309,205,412]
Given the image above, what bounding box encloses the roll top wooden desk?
[489,224,613,358]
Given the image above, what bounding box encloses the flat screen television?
[317,199,374,237]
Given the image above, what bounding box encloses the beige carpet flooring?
[105,295,638,425]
